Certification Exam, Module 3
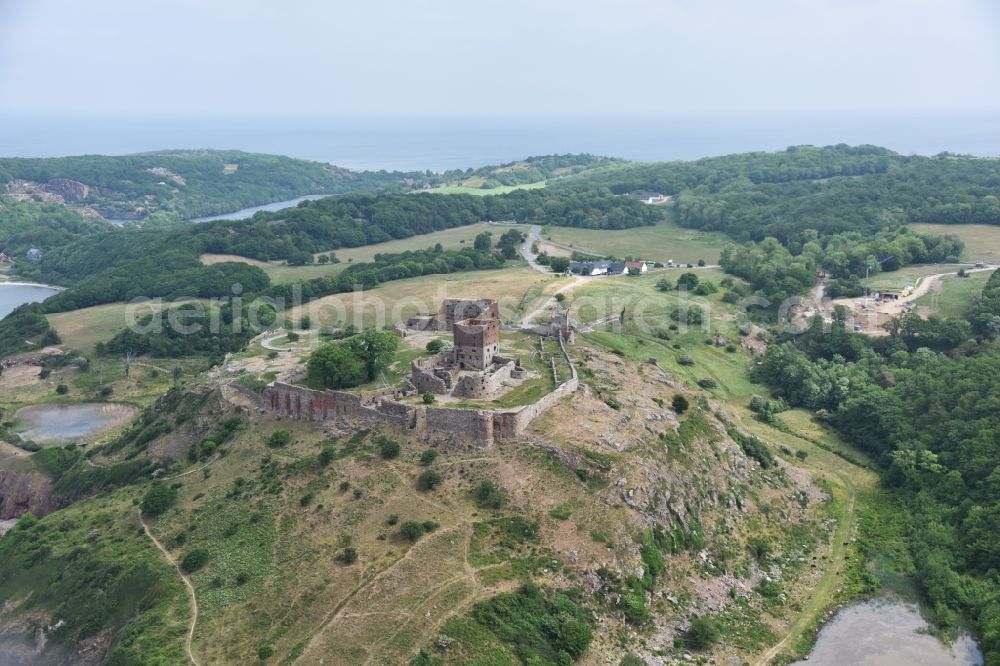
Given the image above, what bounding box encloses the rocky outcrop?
[0,468,59,520]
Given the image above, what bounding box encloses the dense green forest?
[16,188,657,313]
[0,200,107,256]
[752,285,1000,663]
[0,151,612,223]
[0,150,424,219]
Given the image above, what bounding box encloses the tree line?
[752,286,1000,662]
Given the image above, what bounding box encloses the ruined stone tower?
[452,317,500,370]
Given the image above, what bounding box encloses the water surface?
[792,598,982,666]
[0,283,60,318]
[15,403,139,443]
[189,194,328,222]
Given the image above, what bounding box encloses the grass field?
[48,302,158,354]
[916,269,992,318]
[429,181,545,196]
[287,264,553,330]
[864,263,969,291]
[541,215,731,264]
[909,223,1000,263]
[200,223,532,285]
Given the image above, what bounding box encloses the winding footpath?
[139,510,201,666]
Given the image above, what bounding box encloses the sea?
[0,113,998,171]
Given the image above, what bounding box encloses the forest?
[0,150,424,219]
[751,283,1000,663]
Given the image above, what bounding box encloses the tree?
[399,520,426,541]
[549,256,570,273]
[425,338,443,353]
[474,232,492,252]
[676,272,699,291]
[422,391,436,404]
[417,470,442,491]
[267,430,291,448]
[378,437,400,459]
[141,484,178,516]
[306,342,365,389]
[346,329,400,382]
[181,548,210,573]
[655,277,673,292]
[419,449,438,466]
[697,259,706,266]
[672,394,689,414]
[473,480,507,509]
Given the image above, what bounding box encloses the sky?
[1,0,998,117]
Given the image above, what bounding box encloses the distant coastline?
[2,113,999,171]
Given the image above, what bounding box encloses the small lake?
[189,194,328,222]
[0,282,61,318]
[792,598,983,665]
[15,403,139,443]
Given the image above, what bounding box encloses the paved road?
[520,225,551,274]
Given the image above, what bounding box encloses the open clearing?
[915,268,993,318]
[429,180,545,196]
[541,215,731,264]
[48,302,161,354]
[909,223,1000,263]
[287,264,553,330]
[200,223,531,285]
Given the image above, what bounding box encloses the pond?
[15,402,140,443]
[792,597,983,665]
[0,282,61,318]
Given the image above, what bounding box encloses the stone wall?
[453,360,517,399]
[259,329,578,447]
[410,353,453,394]
[406,298,499,332]
[423,406,495,448]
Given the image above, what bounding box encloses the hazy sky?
[2,0,999,117]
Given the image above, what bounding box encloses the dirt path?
[139,510,201,666]
[520,275,587,326]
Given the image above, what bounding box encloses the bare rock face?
[44,178,90,202]
[0,469,59,520]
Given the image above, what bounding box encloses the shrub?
[672,395,689,414]
[425,339,443,353]
[417,470,442,491]
[336,547,358,564]
[685,615,720,650]
[318,445,335,466]
[419,448,438,466]
[267,430,291,448]
[378,437,400,459]
[677,356,695,366]
[386,514,399,526]
[55,383,69,395]
[697,378,717,389]
[621,655,648,666]
[181,548,209,573]
[473,480,507,510]
[140,484,178,516]
[421,391,436,404]
[258,645,274,660]
[399,520,426,542]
